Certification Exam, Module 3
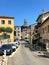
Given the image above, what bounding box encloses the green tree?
[5,27,13,33]
[0,27,5,33]
[0,27,13,39]
[0,27,13,33]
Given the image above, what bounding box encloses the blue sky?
[0,0,49,26]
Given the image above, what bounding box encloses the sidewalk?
[0,56,3,65]
[0,56,8,65]
[43,51,49,57]
[0,56,3,61]
[28,44,47,56]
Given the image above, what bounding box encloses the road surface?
[7,44,49,65]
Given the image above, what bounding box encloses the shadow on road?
[24,43,49,58]
[28,45,37,52]
[24,44,37,52]
[38,55,49,58]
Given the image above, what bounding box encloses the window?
[43,28,44,33]
[18,34,20,36]
[48,25,49,33]
[8,20,11,24]
[1,20,5,24]
[15,28,16,30]
[43,39,45,43]
[48,43,49,48]
[18,31,20,33]
[45,27,47,33]
[18,27,19,30]
[14,31,16,36]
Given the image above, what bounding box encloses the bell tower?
[23,19,28,26]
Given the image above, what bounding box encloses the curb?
[43,51,49,57]
[9,44,21,57]
[7,44,21,65]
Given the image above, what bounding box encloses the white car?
[12,41,19,48]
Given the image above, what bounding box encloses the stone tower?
[23,19,28,26]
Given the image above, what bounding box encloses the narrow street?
[7,44,49,65]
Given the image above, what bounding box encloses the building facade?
[36,10,49,51]
[21,26,29,39]
[0,16,14,43]
[29,24,36,44]
[21,19,29,40]
[40,17,49,51]
[14,26,21,40]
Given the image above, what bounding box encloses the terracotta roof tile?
[0,16,14,19]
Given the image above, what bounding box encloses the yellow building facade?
[0,16,14,42]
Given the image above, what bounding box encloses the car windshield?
[9,44,15,46]
[1,45,11,49]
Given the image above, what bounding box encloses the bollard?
[0,57,3,65]
[2,50,7,65]
[3,50,6,61]
[0,61,2,65]
[4,50,6,56]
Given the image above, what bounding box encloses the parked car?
[0,44,12,55]
[0,48,4,55]
[12,41,20,48]
[15,41,20,48]
[9,44,16,52]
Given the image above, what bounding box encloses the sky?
[0,0,49,26]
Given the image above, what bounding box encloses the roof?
[40,17,49,27]
[29,23,36,26]
[29,23,36,28]
[36,11,49,22]
[0,16,14,19]
[14,26,21,28]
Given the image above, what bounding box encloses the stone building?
[14,26,21,40]
[29,24,36,44]
[36,9,49,51]
[21,19,29,40]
